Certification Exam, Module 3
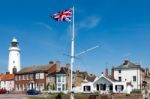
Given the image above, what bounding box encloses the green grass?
[27,93,144,99]
[28,95,56,99]
[28,94,88,99]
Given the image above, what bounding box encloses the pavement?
[0,94,28,99]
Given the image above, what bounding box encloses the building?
[47,63,96,93]
[93,74,127,94]
[143,68,150,90]
[0,74,15,91]
[73,70,96,87]
[113,59,145,90]
[74,73,132,94]
[15,62,57,92]
[47,64,70,92]
[8,37,21,74]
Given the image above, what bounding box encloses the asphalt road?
[0,94,28,99]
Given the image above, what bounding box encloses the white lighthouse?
[8,37,21,74]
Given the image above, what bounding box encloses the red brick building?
[15,62,57,91]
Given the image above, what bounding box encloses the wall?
[8,48,20,74]
[56,74,66,91]
[0,80,14,91]
[114,68,141,89]
[15,72,47,91]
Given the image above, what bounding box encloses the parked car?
[26,89,40,95]
[0,88,7,94]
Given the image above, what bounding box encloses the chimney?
[13,66,17,74]
[6,72,10,75]
[49,61,54,64]
[111,67,114,80]
[105,68,108,77]
[56,61,61,72]
[66,64,70,69]
[123,59,129,65]
[66,63,71,91]
[146,68,149,76]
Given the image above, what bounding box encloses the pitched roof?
[48,67,68,75]
[0,74,15,81]
[114,59,141,70]
[93,74,121,84]
[56,67,67,74]
[16,64,55,74]
[75,70,96,82]
[87,76,96,82]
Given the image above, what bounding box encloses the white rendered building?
[56,74,66,91]
[0,74,15,91]
[8,37,21,74]
[73,74,130,94]
[113,59,143,90]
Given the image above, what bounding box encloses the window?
[27,74,30,80]
[100,84,106,90]
[58,88,61,91]
[62,84,65,91]
[40,73,44,79]
[57,84,61,87]
[57,75,61,82]
[133,76,136,81]
[30,74,34,79]
[36,73,40,79]
[19,75,21,80]
[20,75,23,80]
[62,76,65,82]
[35,73,44,79]
[17,85,19,90]
[119,70,121,73]
[22,75,24,80]
[109,84,113,90]
[119,77,122,81]
[24,75,27,80]
[96,84,99,91]
[115,85,124,91]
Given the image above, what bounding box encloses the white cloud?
[36,22,52,31]
[77,16,101,29]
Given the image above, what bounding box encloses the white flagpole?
[70,6,74,99]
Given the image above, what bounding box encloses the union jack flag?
[51,8,73,22]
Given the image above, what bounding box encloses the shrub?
[131,89,141,94]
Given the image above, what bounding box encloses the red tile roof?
[48,64,58,74]
[0,74,15,81]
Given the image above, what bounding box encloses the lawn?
[27,93,144,99]
[28,94,88,99]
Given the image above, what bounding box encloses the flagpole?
[70,6,74,99]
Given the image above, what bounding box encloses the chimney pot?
[105,68,108,77]
[111,67,114,80]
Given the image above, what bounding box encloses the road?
[0,94,28,99]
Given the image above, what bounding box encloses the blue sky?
[0,0,150,75]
